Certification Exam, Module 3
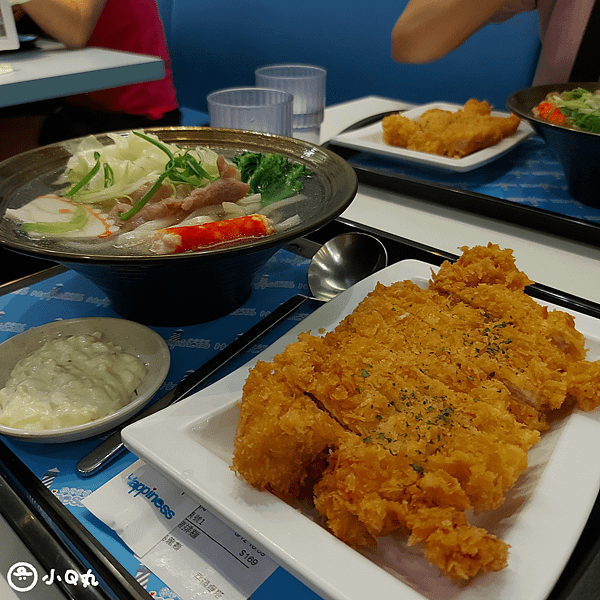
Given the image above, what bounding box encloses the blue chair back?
[157,0,541,115]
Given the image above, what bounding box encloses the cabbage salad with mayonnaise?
[5,131,309,254]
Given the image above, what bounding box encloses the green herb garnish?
[64,152,101,197]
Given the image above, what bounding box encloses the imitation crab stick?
[151,214,274,254]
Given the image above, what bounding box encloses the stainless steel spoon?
[76,232,388,476]
[308,232,388,301]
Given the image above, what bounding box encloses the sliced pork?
[108,157,250,233]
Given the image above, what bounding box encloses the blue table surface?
[342,135,600,226]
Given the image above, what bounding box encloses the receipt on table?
[144,506,278,600]
[83,460,277,600]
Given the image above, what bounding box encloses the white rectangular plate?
[123,259,600,600]
[329,102,533,172]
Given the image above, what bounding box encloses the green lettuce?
[232,152,309,205]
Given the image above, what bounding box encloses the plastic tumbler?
[207,87,293,136]
[255,64,326,143]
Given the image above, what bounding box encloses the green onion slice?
[118,170,170,221]
[65,152,101,197]
[103,163,115,187]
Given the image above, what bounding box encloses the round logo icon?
[7,562,39,592]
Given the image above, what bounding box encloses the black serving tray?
[324,141,600,249]
[309,217,600,320]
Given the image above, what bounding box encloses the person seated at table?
[391,0,598,85]
[11,0,180,145]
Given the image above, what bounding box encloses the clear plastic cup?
[255,64,326,143]
[207,87,293,136]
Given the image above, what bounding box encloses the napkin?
[83,460,199,557]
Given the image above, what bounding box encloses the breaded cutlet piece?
[337,244,593,426]
[382,99,521,158]
[233,307,539,580]
[430,245,597,412]
[338,282,583,430]
[231,243,600,581]
[232,331,349,497]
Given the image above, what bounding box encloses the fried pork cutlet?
[231,243,600,581]
[382,99,521,158]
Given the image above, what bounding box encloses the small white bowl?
[0,317,170,443]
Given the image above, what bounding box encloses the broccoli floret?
[233,152,309,205]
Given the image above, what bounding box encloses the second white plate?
[123,259,600,600]
[329,102,533,172]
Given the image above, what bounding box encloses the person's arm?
[391,0,511,63]
[20,0,107,48]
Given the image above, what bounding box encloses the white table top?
[0,39,165,108]
[320,96,600,306]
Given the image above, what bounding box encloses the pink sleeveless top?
[68,0,179,119]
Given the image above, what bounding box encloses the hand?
[15,0,107,48]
